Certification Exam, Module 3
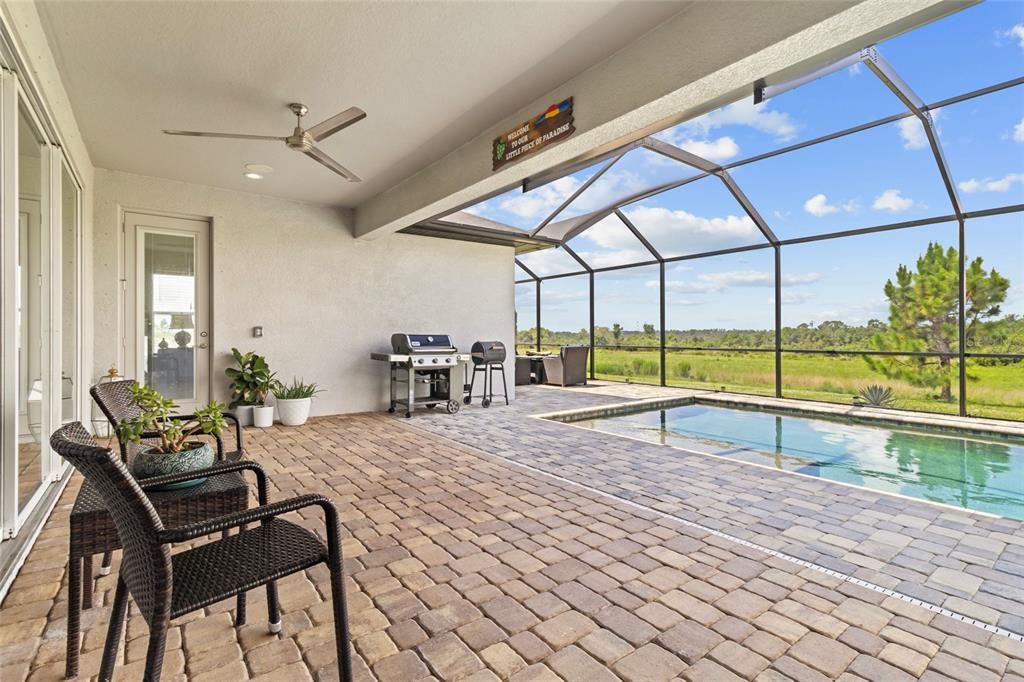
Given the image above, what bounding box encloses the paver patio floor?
[1,387,1022,681]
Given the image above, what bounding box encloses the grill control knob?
[445,358,453,364]
[416,358,424,365]
[432,358,438,364]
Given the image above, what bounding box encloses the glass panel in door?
[142,232,197,400]
[17,102,47,513]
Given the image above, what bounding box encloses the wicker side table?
[66,472,250,678]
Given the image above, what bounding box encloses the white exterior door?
[123,212,211,414]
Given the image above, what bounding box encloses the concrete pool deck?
[413,383,1024,639]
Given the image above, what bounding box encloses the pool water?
[572,403,1024,520]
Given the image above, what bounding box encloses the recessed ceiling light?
[244,172,263,180]
[245,163,273,173]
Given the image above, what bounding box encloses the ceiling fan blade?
[163,130,285,142]
[303,146,361,182]
[304,106,366,142]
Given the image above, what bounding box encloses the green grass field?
[580,347,1024,421]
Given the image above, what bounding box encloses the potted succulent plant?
[116,383,227,490]
[226,348,275,427]
[272,378,322,426]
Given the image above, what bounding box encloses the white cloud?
[576,249,654,270]
[1006,24,1024,49]
[958,173,1024,193]
[476,169,650,226]
[653,269,820,295]
[896,109,940,150]
[782,293,813,305]
[1013,117,1024,142]
[847,62,863,77]
[497,176,579,220]
[614,205,759,256]
[803,193,858,217]
[897,118,928,150]
[680,100,799,142]
[570,171,647,214]
[654,99,800,163]
[802,193,835,215]
[677,136,740,162]
[872,189,916,213]
[542,290,588,303]
[516,248,586,277]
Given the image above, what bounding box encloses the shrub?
[858,384,897,407]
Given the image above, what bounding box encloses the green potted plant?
[225,348,275,427]
[116,384,227,490]
[272,378,323,426]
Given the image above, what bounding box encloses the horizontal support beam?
[756,48,870,103]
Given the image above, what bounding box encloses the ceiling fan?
[164,102,366,182]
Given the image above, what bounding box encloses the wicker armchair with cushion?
[542,345,590,387]
[51,422,353,682]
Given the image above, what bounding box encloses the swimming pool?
[570,403,1024,520]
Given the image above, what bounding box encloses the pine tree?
[866,242,1009,402]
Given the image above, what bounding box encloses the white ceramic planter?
[233,405,254,427]
[253,405,274,428]
[276,398,312,426]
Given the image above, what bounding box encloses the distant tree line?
[518,243,1020,404]
[519,315,1023,354]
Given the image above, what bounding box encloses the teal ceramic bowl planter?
[132,441,215,490]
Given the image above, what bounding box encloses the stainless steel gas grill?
[371,334,470,418]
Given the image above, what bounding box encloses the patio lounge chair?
[542,345,590,387]
[50,422,353,682]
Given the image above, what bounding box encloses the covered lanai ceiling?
[35,1,689,207]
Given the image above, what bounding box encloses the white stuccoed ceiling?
[36,1,688,207]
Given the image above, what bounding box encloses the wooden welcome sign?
[493,97,574,171]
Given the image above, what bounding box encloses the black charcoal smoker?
[464,341,509,408]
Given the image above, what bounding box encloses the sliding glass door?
[0,68,81,542]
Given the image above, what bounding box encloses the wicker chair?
[85,379,245,597]
[91,379,244,463]
[542,345,590,387]
[51,422,353,682]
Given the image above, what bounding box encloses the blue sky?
[491,2,1024,332]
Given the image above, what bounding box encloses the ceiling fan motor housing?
[286,131,314,151]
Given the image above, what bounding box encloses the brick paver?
[0,391,1021,680]
[413,384,1024,637]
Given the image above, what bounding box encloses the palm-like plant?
[857,384,897,408]
[272,378,323,400]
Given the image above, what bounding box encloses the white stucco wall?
[93,169,515,416]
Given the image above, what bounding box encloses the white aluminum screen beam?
[755,49,871,103]
[863,49,963,218]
